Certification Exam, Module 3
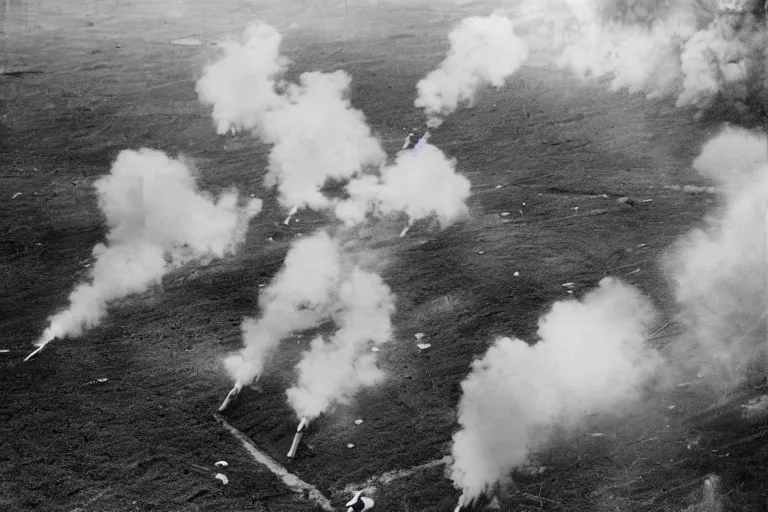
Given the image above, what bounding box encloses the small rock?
[371,347,380,352]
[214,461,228,468]
[478,251,485,255]
[668,405,676,410]
[0,349,10,354]
[96,378,108,383]
[562,282,576,289]
[347,443,355,449]
[416,343,431,350]
[513,271,520,277]
[215,473,229,485]
[354,419,363,425]
[500,212,511,217]
[495,185,502,189]
[415,333,426,340]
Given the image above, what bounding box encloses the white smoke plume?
[450,277,661,507]
[665,126,768,389]
[225,230,396,417]
[225,231,343,386]
[335,142,471,228]
[37,148,262,349]
[415,13,529,127]
[286,267,395,420]
[196,22,386,211]
[527,0,763,108]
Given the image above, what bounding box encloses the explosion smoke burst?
[450,277,661,507]
[415,13,529,127]
[32,149,261,356]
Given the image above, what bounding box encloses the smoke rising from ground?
[665,126,768,389]
[225,231,342,385]
[450,277,661,506]
[37,148,262,348]
[521,0,763,109]
[286,267,395,420]
[335,142,471,228]
[197,22,386,211]
[415,14,529,127]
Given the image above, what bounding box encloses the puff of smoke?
[261,71,387,210]
[286,268,395,420]
[196,22,385,211]
[196,21,287,135]
[334,142,471,228]
[37,148,262,347]
[450,277,660,507]
[553,0,699,99]
[224,231,342,386]
[415,14,528,127]
[665,126,768,389]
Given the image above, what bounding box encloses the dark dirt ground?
[2,0,768,511]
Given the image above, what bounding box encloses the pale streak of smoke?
[450,277,660,506]
[415,13,529,127]
[224,231,342,386]
[334,142,471,228]
[196,22,385,211]
[665,126,768,389]
[38,148,262,348]
[286,267,395,420]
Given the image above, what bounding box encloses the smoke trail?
[37,148,262,349]
[224,231,342,386]
[665,126,768,389]
[415,13,529,127]
[335,141,471,228]
[450,277,661,506]
[286,267,395,420]
[196,22,386,211]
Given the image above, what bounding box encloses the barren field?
[2,1,768,511]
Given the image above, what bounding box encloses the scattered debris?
[668,405,676,410]
[12,192,21,199]
[741,395,768,423]
[677,382,692,388]
[696,371,705,379]
[590,432,605,437]
[399,225,411,237]
[416,343,432,350]
[415,333,426,340]
[215,473,229,485]
[214,461,228,468]
[355,419,363,425]
[562,282,576,289]
[0,349,9,354]
[24,344,46,362]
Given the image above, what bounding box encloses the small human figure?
[346,490,374,512]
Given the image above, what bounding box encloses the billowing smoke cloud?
[196,22,386,211]
[415,14,529,127]
[286,268,395,420]
[528,0,763,109]
[450,277,661,506]
[335,142,471,228]
[665,125,768,389]
[225,231,342,386]
[37,148,262,349]
[225,230,395,418]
